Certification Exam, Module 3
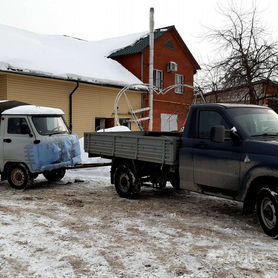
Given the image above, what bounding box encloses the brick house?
[198,79,278,112]
[109,26,200,131]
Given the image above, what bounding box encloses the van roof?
[0,100,64,115]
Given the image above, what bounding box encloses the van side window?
[8,118,30,135]
[198,111,228,139]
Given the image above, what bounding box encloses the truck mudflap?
[25,134,81,172]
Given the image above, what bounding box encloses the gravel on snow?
[0,168,277,278]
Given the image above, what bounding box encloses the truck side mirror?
[210,126,225,143]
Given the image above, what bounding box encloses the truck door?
[193,110,241,194]
[2,116,35,165]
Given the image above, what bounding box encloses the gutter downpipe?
[148,7,154,131]
[69,81,80,132]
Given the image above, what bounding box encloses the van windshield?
[229,107,278,137]
[32,116,69,135]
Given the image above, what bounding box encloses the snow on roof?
[0,24,148,88]
[2,105,64,115]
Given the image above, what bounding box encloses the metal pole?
[148,7,154,131]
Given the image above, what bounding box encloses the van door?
[2,116,35,165]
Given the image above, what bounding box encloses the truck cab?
[0,101,81,189]
[180,103,278,199]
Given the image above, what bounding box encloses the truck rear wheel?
[43,169,66,182]
[114,165,140,198]
[257,188,278,238]
[8,165,28,190]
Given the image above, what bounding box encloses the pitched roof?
[0,24,200,88]
[0,24,145,88]
[109,27,168,57]
[109,25,201,71]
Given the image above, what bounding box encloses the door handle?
[3,138,12,143]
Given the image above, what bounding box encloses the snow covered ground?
[0,165,278,278]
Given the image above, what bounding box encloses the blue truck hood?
[244,137,278,156]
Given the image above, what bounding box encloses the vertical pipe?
[148,7,154,131]
[69,81,79,132]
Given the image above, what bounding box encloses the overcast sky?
[0,0,277,66]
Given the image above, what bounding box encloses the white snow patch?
[97,125,131,132]
[2,105,64,115]
[0,24,147,87]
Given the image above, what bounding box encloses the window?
[161,114,178,131]
[154,69,163,89]
[229,107,278,136]
[175,74,184,94]
[198,111,228,139]
[164,41,175,50]
[119,118,131,129]
[95,118,114,131]
[8,118,31,135]
[32,116,69,135]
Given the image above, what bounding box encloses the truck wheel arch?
[243,175,278,215]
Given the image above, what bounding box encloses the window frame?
[153,69,163,89]
[175,74,184,94]
[7,117,31,135]
[197,110,229,139]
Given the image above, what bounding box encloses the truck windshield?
[32,116,69,135]
[229,107,278,137]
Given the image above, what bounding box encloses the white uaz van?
[0,101,81,189]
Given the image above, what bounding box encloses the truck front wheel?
[8,165,28,190]
[114,165,140,198]
[257,188,278,238]
[43,169,66,182]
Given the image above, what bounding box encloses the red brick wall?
[113,29,196,131]
[113,54,142,81]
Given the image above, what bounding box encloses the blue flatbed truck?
[85,103,278,238]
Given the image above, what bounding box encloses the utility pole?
[148,7,154,131]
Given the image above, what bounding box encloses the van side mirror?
[210,126,225,143]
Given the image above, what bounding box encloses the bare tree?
[206,4,278,104]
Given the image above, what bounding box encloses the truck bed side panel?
[84,132,180,165]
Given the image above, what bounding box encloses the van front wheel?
[8,165,28,190]
[43,169,66,182]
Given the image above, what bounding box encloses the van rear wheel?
[43,169,66,182]
[8,165,28,190]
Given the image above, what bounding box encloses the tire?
[43,169,66,182]
[114,165,140,198]
[256,188,278,238]
[7,165,29,190]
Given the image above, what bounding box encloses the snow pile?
[0,24,147,87]
[2,105,64,115]
[97,125,131,132]
[79,125,130,163]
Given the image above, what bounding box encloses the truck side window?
[8,118,30,135]
[198,111,228,139]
